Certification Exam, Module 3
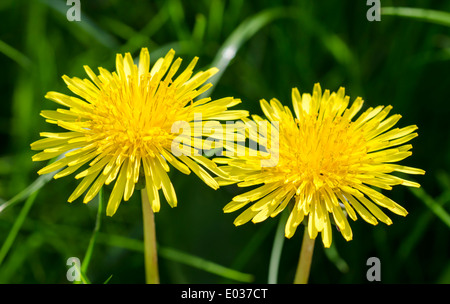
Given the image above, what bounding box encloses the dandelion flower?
[217,83,425,248]
[31,48,247,216]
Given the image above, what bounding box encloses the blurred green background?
[0,0,449,284]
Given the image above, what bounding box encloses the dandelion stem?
[293,228,315,284]
[141,189,160,284]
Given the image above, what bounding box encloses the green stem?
[73,189,103,284]
[268,209,288,284]
[0,190,39,266]
[81,188,103,274]
[141,189,160,284]
[293,228,315,284]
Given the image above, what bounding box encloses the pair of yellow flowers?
[31,48,424,248]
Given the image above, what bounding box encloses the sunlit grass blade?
[409,187,450,228]
[0,233,44,283]
[267,209,288,284]
[96,233,254,282]
[74,263,91,284]
[81,188,103,274]
[119,5,170,53]
[97,232,143,252]
[192,13,207,42]
[200,7,289,98]
[396,205,434,263]
[167,0,190,41]
[323,242,349,273]
[0,158,61,213]
[437,263,450,284]
[207,0,224,40]
[39,0,118,49]
[0,39,31,69]
[158,246,254,283]
[103,274,113,284]
[397,182,450,265]
[80,272,91,284]
[381,7,450,27]
[383,181,450,283]
[0,190,39,266]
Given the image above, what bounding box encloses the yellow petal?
[153,158,177,208]
[233,206,258,226]
[145,175,160,213]
[321,211,332,248]
[83,172,109,204]
[68,171,99,203]
[106,159,128,216]
[178,155,219,190]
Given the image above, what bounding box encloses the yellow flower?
[217,83,425,248]
[31,48,247,216]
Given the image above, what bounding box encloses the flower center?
[88,78,179,157]
[278,114,367,190]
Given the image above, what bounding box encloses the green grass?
[0,0,449,284]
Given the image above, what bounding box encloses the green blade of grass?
[0,159,61,213]
[167,0,190,41]
[409,187,450,228]
[395,186,450,268]
[324,242,349,273]
[223,218,276,283]
[192,13,207,43]
[73,263,91,284]
[0,39,31,69]
[96,233,254,283]
[158,246,254,283]
[381,7,450,27]
[200,7,290,98]
[0,189,39,266]
[39,0,118,49]
[398,187,450,262]
[437,263,450,284]
[81,188,103,274]
[267,209,288,284]
[103,274,113,284]
[207,0,225,40]
[119,4,169,54]
[0,232,44,283]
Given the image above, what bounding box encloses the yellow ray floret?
[216,83,425,248]
[31,48,248,216]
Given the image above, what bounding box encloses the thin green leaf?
[158,246,254,283]
[267,209,288,284]
[39,0,118,49]
[167,0,190,41]
[96,233,254,282]
[0,39,31,69]
[397,187,450,264]
[200,7,290,98]
[226,217,276,275]
[410,187,450,228]
[0,233,44,283]
[207,0,225,40]
[324,242,349,273]
[0,190,39,266]
[103,274,113,284]
[381,7,450,27]
[74,263,91,284]
[81,188,103,274]
[192,14,207,42]
[437,263,450,284]
[0,158,61,213]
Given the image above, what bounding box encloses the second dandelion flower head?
[217,83,425,248]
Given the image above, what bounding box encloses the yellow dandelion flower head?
[218,83,425,248]
[31,48,247,216]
